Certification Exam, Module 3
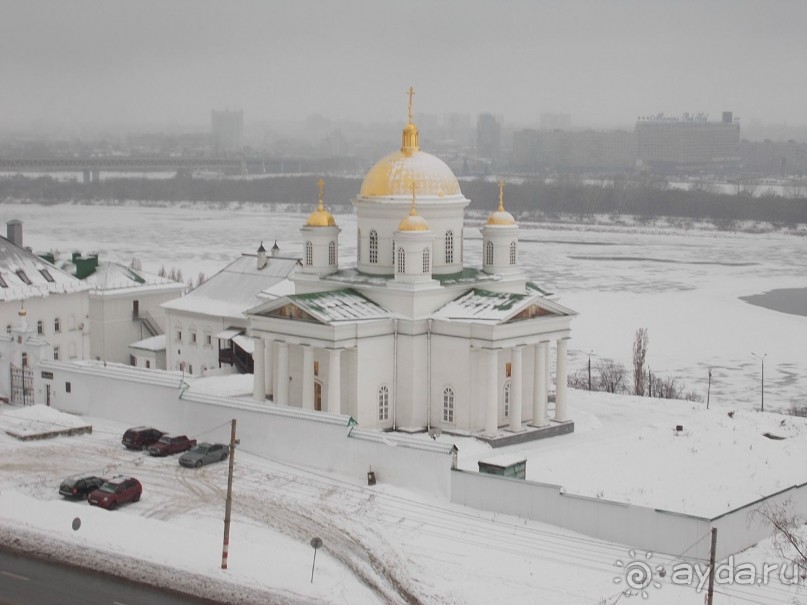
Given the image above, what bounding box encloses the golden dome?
[305,178,337,227]
[486,180,516,226]
[359,86,461,199]
[360,150,461,198]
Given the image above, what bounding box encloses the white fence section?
[39,361,455,498]
[35,360,806,560]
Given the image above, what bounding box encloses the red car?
[88,476,142,510]
[148,435,197,457]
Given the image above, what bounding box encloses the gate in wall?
[10,364,34,405]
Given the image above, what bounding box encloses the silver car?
[178,442,228,468]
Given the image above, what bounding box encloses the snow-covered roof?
[0,236,89,302]
[129,334,166,351]
[256,289,393,324]
[85,262,184,295]
[431,288,576,324]
[162,254,299,320]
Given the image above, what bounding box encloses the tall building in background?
[635,111,740,173]
[211,110,244,154]
[476,113,501,160]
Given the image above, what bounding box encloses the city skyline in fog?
[2,0,806,134]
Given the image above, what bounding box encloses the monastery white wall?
[37,361,455,498]
[450,469,805,560]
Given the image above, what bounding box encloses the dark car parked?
[148,434,197,457]
[59,474,105,499]
[88,476,142,510]
[122,426,164,450]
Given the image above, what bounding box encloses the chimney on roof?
[257,241,267,269]
[6,220,23,247]
[271,240,280,257]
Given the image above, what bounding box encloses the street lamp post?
[751,352,766,412]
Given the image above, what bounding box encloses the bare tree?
[129,257,142,271]
[597,360,626,394]
[567,370,589,390]
[754,500,807,579]
[633,328,649,396]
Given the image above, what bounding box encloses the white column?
[302,346,315,410]
[555,339,569,422]
[509,346,523,432]
[327,349,341,414]
[276,342,289,405]
[485,349,498,435]
[532,342,548,426]
[252,337,265,402]
[264,338,273,398]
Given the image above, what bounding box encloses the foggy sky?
[2,0,805,132]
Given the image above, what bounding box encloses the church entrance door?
[314,381,322,411]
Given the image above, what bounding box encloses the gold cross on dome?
[317,178,325,206]
[498,180,505,210]
[407,86,415,124]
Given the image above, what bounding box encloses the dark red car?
[88,476,142,510]
[148,435,197,457]
[122,426,164,450]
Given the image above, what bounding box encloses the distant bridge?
[0,156,245,182]
[0,155,349,182]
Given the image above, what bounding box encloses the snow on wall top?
[0,236,89,302]
[85,261,184,294]
[431,288,535,323]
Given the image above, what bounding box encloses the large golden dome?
[359,150,462,198]
[359,86,461,199]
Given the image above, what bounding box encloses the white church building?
[247,91,577,439]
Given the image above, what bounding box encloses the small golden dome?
[486,180,516,226]
[398,181,430,231]
[305,178,337,227]
[398,212,430,232]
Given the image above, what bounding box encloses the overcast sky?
[2,0,805,132]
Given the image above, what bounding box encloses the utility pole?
[221,418,237,570]
[706,527,717,605]
[751,352,766,412]
[587,350,593,391]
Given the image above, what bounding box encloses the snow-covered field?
[1,401,805,605]
[1,199,806,603]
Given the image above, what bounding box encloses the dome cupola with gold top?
[300,178,340,277]
[481,180,520,275]
[354,87,469,276]
[393,182,434,284]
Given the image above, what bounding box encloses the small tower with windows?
[300,178,340,276]
[481,180,519,275]
[394,182,434,284]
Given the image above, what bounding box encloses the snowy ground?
[0,401,805,605]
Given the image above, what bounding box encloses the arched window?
[504,381,511,417]
[21,352,28,367]
[305,241,313,266]
[445,230,454,264]
[356,229,361,262]
[485,241,494,266]
[397,247,406,274]
[378,385,389,421]
[369,230,378,264]
[37,320,44,335]
[391,239,395,263]
[443,386,455,423]
[422,248,430,274]
[5,324,11,334]
[54,317,61,333]
[510,241,517,265]
[328,241,336,266]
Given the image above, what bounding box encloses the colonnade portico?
[483,337,569,436]
[252,337,342,415]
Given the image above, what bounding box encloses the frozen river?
[5,200,806,413]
